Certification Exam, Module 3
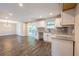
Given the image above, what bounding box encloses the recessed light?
[40,16,42,18]
[19,3,23,7]
[9,13,13,16]
[49,12,53,16]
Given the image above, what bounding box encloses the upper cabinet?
[55,12,75,27]
[61,12,75,25]
[55,18,62,27]
[36,21,45,27]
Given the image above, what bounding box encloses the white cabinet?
[61,12,74,25]
[43,33,52,42]
[52,39,73,56]
[55,12,75,26]
[36,21,45,27]
[55,18,62,27]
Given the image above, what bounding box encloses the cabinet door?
[44,33,52,42]
[52,39,73,56]
[36,21,45,27]
[55,18,62,27]
[62,12,74,25]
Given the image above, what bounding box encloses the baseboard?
[0,34,17,36]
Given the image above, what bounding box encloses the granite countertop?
[44,32,74,41]
[51,36,74,41]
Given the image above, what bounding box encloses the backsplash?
[46,26,74,35]
[56,26,74,35]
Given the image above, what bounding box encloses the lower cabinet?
[51,39,73,56]
[43,33,52,43]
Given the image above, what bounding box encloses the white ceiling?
[0,3,61,22]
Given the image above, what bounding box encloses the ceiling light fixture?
[49,12,53,16]
[19,3,23,7]
[40,16,42,18]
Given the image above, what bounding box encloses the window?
[28,23,37,37]
[46,19,55,29]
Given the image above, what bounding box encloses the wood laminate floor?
[0,35,51,56]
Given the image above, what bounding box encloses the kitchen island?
[44,32,74,56]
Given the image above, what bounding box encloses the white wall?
[16,22,22,36]
[75,4,79,56]
[0,20,27,36]
[0,22,16,36]
[16,22,27,36]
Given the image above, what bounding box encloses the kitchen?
[0,3,77,56]
[26,4,75,56]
